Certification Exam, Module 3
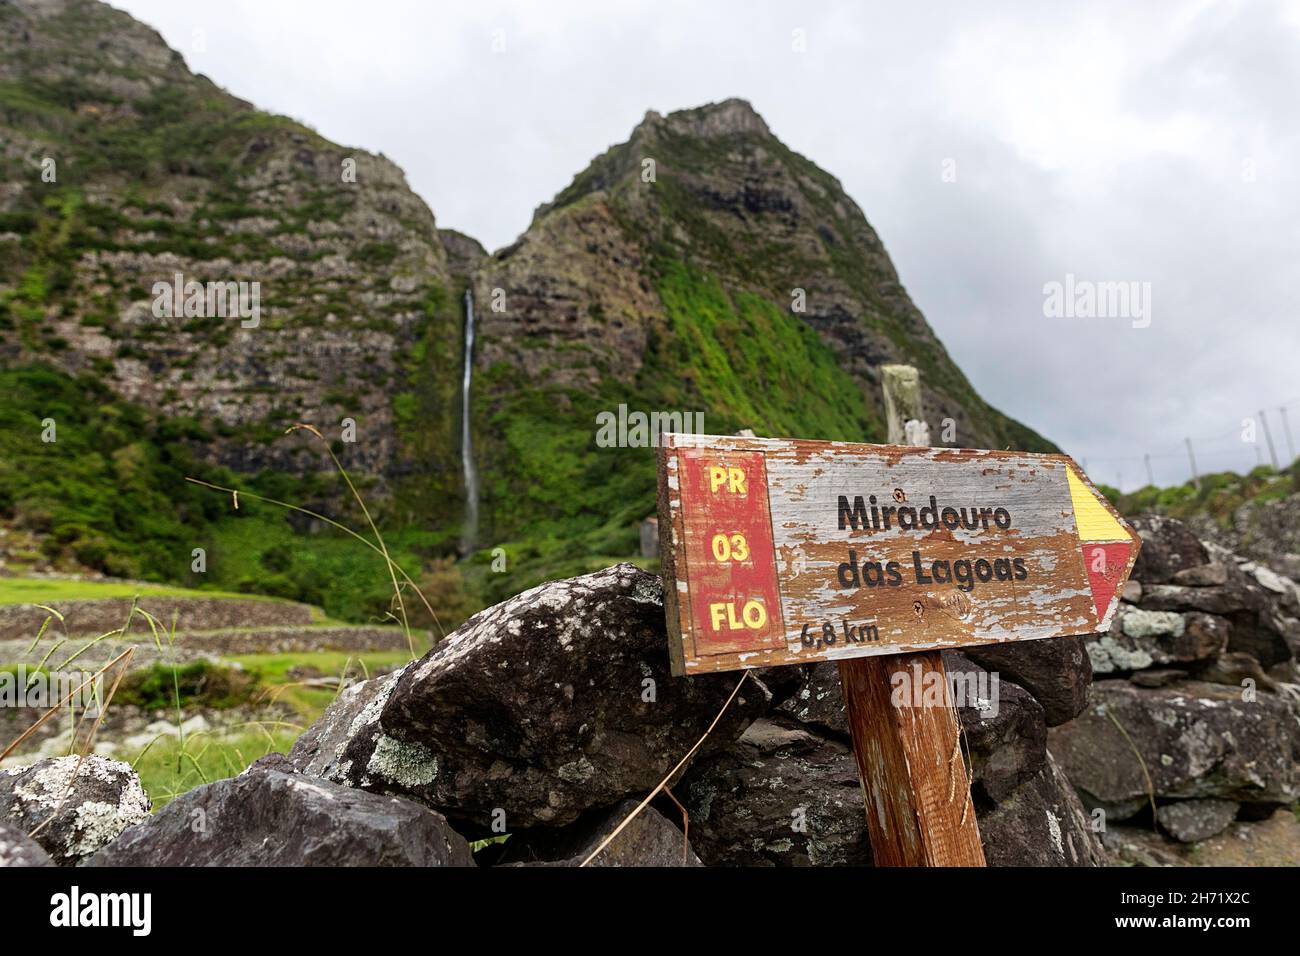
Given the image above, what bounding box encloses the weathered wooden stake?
[836,365,986,866]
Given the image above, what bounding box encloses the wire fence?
[1075,395,1300,493]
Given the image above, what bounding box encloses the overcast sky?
[115,0,1300,490]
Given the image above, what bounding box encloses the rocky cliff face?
[468,97,1055,556]
[0,0,463,520]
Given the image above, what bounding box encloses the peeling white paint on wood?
[657,433,1139,676]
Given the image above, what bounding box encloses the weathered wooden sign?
[657,433,1140,676]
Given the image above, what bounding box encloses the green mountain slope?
[468,99,1057,590]
[1,2,1057,614]
[0,0,464,527]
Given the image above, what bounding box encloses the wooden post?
[836,365,986,866]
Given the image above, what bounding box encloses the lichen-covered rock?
[1135,551,1297,667]
[292,564,770,829]
[502,799,701,867]
[86,767,474,867]
[681,717,872,866]
[1085,609,1229,674]
[1122,609,1185,640]
[0,820,52,867]
[1156,798,1239,843]
[287,666,408,784]
[963,634,1092,726]
[978,752,1105,866]
[0,756,149,865]
[1048,680,1298,817]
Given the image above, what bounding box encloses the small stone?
[502,799,701,867]
[1157,799,1239,843]
[1172,563,1228,587]
[1129,669,1186,688]
[0,821,52,867]
[776,662,847,735]
[1182,613,1231,659]
[1186,809,1300,866]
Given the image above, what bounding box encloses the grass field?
[125,650,414,806]
[0,576,273,606]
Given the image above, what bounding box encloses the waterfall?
[460,288,479,552]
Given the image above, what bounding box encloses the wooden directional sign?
[657,433,1140,676]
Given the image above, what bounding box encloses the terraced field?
[0,576,432,805]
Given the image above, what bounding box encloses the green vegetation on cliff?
[1102,461,1300,525]
[649,260,879,442]
[0,364,443,623]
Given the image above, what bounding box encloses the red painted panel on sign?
[678,448,786,657]
[1081,541,1131,623]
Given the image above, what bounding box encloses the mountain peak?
[639,98,771,140]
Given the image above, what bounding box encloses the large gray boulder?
[291,564,770,829]
[963,635,1092,726]
[978,751,1105,866]
[946,653,1047,804]
[1131,515,1209,584]
[1048,680,1298,817]
[87,766,474,867]
[681,717,872,867]
[0,820,52,867]
[0,756,149,865]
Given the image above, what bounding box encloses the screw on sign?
[656,429,1140,866]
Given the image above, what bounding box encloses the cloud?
[114,0,1300,488]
